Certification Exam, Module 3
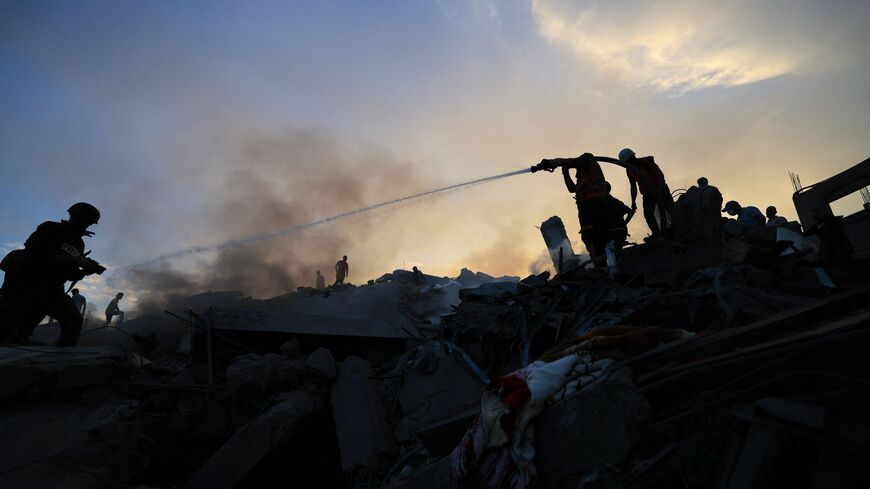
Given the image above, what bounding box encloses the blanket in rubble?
[449,353,615,489]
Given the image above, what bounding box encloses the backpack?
[0,249,27,273]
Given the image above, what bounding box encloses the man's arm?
[628,172,638,210]
[561,165,577,193]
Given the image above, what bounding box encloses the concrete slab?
[330,356,394,469]
[0,346,139,400]
[534,368,651,488]
[210,281,419,339]
[184,389,327,489]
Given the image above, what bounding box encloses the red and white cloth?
[450,353,614,489]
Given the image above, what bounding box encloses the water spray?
[111,167,531,276]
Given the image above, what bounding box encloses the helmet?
[618,148,635,163]
[68,202,101,224]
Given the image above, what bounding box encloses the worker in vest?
[537,152,611,258]
[619,148,674,239]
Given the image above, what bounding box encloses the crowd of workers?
[536,148,823,261]
[0,149,855,348]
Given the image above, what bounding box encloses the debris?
[183,388,328,489]
[4,157,870,489]
[330,356,394,470]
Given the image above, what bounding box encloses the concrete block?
[330,356,394,469]
[534,368,650,488]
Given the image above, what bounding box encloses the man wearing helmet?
[0,202,105,346]
[619,148,674,239]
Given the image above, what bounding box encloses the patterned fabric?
[450,353,615,489]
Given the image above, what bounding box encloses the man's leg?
[105,313,112,327]
[0,297,45,343]
[117,311,124,326]
[580,198,608,260]
[657,185,674,235]
[643,193,661,236]
[46,294,83,347]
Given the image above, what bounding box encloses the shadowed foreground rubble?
[4,171,870,488]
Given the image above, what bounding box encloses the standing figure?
[70,288,87,316]
[105,292,125,326]
[619,148,674,239]
[696,177,724,246]
[538,152,611,258]
[0,202,104,346]
[334,255,349,285]
[315,270,326,290]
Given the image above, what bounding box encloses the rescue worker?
[315,270,326,290]
[0,202,104,346]
[70,288,87,316]
[604,186,635,250]
[412,266,424,283]
[765,206,788,227]
[722,200,765,227]
[538,152,611,258]
[619,148,674,239]
[697,177,724,246]
[334,255,349,285]
[104,292,124,326]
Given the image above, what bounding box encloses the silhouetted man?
[315,270,326,290]
[538,152,611,258]
[619,148,674,239]
[697,177,724,246]
[105,292,125,326]
[412,266,424,283]
[0,203,104,346]
[765,206,788,227]
[70,288,87,316]
[722,200,765,227]
[334,255,349,285]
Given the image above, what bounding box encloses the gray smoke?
[115,130,428,309]
[115,129,529,312]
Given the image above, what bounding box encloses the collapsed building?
[2,159,870,488]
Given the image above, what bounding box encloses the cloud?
[531,0,867,93]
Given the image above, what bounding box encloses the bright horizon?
[2,1,868,314]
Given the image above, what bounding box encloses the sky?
[1,0,868,314]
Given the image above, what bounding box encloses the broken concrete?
[330,356,395,470]
[184,388,328,489]
[0,345,141,399]
[534,368,650,488]
[395,342,486,445]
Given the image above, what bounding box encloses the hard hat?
[618,148,635,163]
[67,202,101,224]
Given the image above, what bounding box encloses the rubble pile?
[371,232,870,488]
[4,160,870,487]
